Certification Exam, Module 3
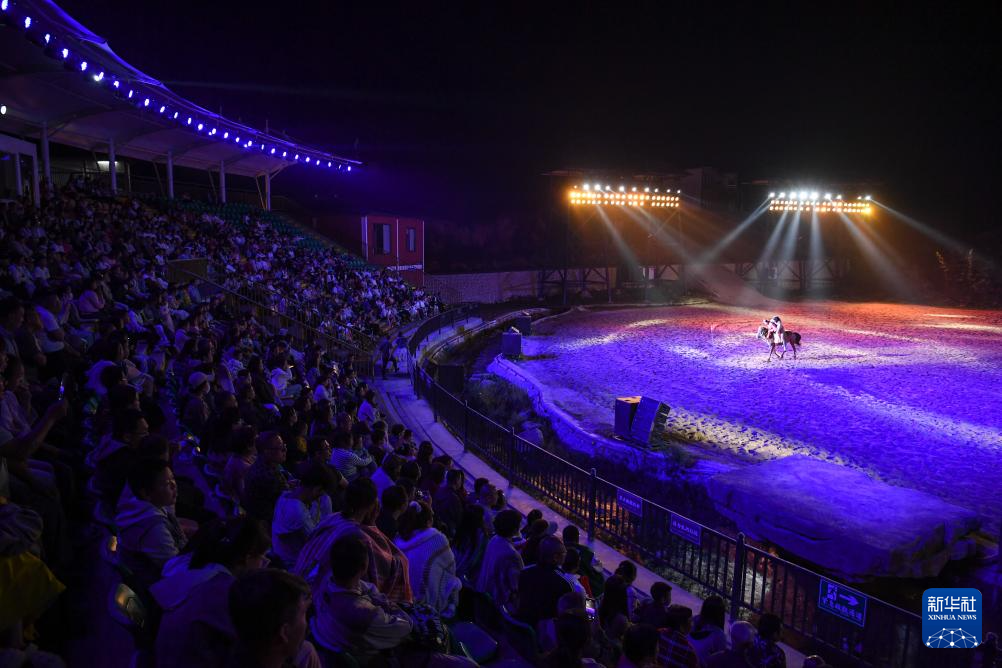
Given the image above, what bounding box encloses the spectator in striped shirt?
[657,605,699,668]
[328,430,373,481]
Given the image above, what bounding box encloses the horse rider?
[768,315,785,350]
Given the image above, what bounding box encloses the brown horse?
[756,326,803,360]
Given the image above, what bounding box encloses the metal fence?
[407,324,962,667]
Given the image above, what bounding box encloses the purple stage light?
[127,89,134,99]
[186,116,192,125]
[223,131,229,139]
[93,71,104,82]
[143,98,150,107]
[172,111,179,120]
[197,122,204,131]
[347,165,352,172]
[61,47,69,58]
[23,16,30,29]
[282,151,287,157]
[159,105,166,113]
[1,0,9,12]
[270,148,276,154]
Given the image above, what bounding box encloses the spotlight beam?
[696,201,770,264]
[837,212,915,298]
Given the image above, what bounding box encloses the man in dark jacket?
[432,468,465,539]
[515,536,571,630]
[242,431,292,521]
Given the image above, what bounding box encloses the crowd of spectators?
[0,183,818,668]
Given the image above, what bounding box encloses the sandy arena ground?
[522,302,1002,531]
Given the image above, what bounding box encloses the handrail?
[406,314,940,667]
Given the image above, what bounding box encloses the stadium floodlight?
[143,98,150,107]
[23,16,30,29]
[799,190,808,199]
[583,184,590,191]
[196,123,204,131]
[768,192,776,198]
[568,185,680,209]
[0,104,6,115]
[93,71,104,82]
[1,0,9,12]
[61,47,69,58]
[768,193,872,215]
[44,33,50,44]
[282,151,287,157]
[347,165,352,171]
[864,195,872,200]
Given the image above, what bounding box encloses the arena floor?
[522,302,1002,532]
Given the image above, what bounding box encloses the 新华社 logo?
[922,588,981,648]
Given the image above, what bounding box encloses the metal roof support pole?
[108,138,117,194]
[40,122,51,191]
[219,160,226,204]
[13,152,23,199]
[31,150,40,207]
[264,170,272,211]
[167,150,174,199]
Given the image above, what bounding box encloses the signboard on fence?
[617,489,643,517]
[669,513,701,546]
[818,577,867,627]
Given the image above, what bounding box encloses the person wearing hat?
[182,371,213,435]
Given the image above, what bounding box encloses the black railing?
[407,320,967,667]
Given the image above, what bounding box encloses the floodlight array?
[569,185,681,208]
[767,191,872,214]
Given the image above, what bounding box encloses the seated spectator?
[542,613,596,668]
[634,582,671,629]
[328,430,372,482]
[746,613,787,668]
[241,431,292,522]
[707,621,757,668]
[521,508,544,539]
[356,389,378,426]
[226,568,319,668]
[371,453,401,496]
[312,535,474,668]
[116,458,188,588]
[560,548,589,598]
[452,504,488,581]
[656,605,699,668]
[91,408,149,505]
[415,440,434,475]
[376,485,408,540]
[221,425,258,500]
[432,468,465,539]
[618,624,660,668]
[616,560,640,615]
[563,525,604,596]
[689,595,727,663]
[521,519,557,566]
[182,372,212,434]
[272,461,337,566]
[394,501,461,617]
[516,536,571,631]
[476,509,524,609]
[419,461,446,497]
[293,478,412,601]
[598,575,632,649]
[151,517,270,668]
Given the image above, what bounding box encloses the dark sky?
[59,1,1002,243]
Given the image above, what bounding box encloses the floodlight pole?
[167,150,175,199]
[40,122,51,192]
[219,160,227,204]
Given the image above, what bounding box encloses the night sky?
[58,2,1002,253]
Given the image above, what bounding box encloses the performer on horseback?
[768,315,785,351]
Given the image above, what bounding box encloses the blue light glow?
[80,61,88,71]
[235,136,240,143]
[294,154,299,160]
[270,148,276,154]
[112,80,120,88]
[1,0,10,12]
[23,16,31,29]
[305,157,311,163]
[347,165,352,172]
[197,123,204,131]
[282,151,287,158]
[186,116,192,125]
[44,33,50,44]
[143,98,150,107]
[61,47,69,59]
[327,161,332,167]
[223,131,229,139]
[93,71,104,82]
[172,111,178,119]
[127,90,134,98]
[159,105,166,113]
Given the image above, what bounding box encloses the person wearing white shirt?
[271,462,336,565]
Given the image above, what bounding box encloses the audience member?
[271,461,336,566]
[476,509,524,609]
[746,613,787,668]
[688,594,727,663]
[618,623,660,668]
[516,536,572,632]
[394,501,461,617]
[707,621,757,668]
[242,431,292,522]
[634,581,671,628]
[656,604,699,668]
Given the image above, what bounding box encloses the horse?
[756,325,802,360]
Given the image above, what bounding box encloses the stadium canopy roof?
[0,0,359,178]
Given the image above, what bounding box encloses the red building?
[315,213,426,287]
